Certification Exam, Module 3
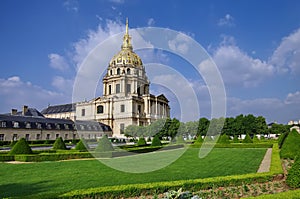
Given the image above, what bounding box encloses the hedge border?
[60,144,283,198]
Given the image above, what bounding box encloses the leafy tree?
[197,117,210,136]
[175,136,185,144]
[124,125,139,137]
[148,119,166,137]
[53,137,67,150]
[269,123,290,135]
[207,117,225,136]
[168,118,180,139]
[151,135,162,146]
[9,138,32,155]
[75,139,89,151]
[137,137,147,146]
[96,135,114,152]
[185,121,198,137]
[255,116,268,135]
[242,133,253,143]
[177,122,186,137]
[222,117,235,136]
[218,134,230,144]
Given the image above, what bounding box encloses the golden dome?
[109,18,143,67]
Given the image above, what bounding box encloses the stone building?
[42,19,170,138]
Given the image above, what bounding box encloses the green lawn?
[0,148,267,198]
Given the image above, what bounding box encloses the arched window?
[97,105,104,114]
[110,70,113,75]
[127,68,130,75]
[117,68,121,75]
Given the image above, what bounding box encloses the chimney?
[11,109,17,115]
[22,105,28,115]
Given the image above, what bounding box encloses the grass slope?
[0,148,266,198]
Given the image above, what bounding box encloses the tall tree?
[197,117,210,136]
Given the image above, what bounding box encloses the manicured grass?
[0,148,266,198]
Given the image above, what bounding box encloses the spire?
[122,18,132,50]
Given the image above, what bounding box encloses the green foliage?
[137,137,147,146]
[13,152,93,162]
[197,117,210,136]
[268,123,290,135]
[280,129,300,159]
[246,189,300,199]
[0,155,15,161]
[194,135,203,143]
[53,137,67,150]
[286,157,300,188]
[75,139,89,152]
[96,135,114,152]
[253,135,260,143]
[278,132,288,149]
[218,134,230,144]
[151,135,162,146]
[242,133,253,143]
[9,138,32,155]
[233,135,239,143]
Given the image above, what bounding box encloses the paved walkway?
[257,148,272,173]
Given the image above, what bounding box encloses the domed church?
[69,19,170,137]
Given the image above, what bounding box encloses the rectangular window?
[13,122,19,128]
[25,134,30,141]
[138,105,141,113]
[56,134,59,139]
[116,84,120,93]
[126,84,131,94]
[36,134,41,140]
[65,134,68,139]
[0,134,4,141]
[1,122,6,128]
[109,85,112,94]
[81,109,85,116]
[97,105,104,114]
[46,134,50,140]
[120,123,125,134]
[37,123,42,129]
[13,134,17,141]
[120,104,125,112]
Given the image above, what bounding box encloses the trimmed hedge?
[233,135,239,143]
[242,133,253,143]
[9,138,32,155]
[151,135,162,146]
[53,137,67,150]
[218,134,230,144]
[96,135,114,152]
[280,129,300,159]
[245,189,300,199]
[278,132,288,149]
[137,137,147,146]
[286,157,300,188]
[75,139,89,152]
[14,152,94,162]
[59,143,283,199]
[0,155,15,162]
[190,143,273,149]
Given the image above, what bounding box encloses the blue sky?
[1,0,300,124]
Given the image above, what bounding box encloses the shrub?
[151,135,162,146]
[278,132,288,149]
[253,135,260,143]
[0,155,15,162]
[147,137,152,142]
[233,135,239,143]
[137,137,147,146]
[286,157,300,188]
[53,137,67,150]
[280,129,300,159]
[9,138,32,155]
[242,133,253,143]
[194,136,203,143]
[96,135,114,152]
[218,134,230,144]
[75,139,89,152]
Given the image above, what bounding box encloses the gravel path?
[257,148,272,173]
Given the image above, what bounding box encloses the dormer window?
[13,122,19,128]
[25,122,31,129]
[56,124,60,130]
[1,122,6,128]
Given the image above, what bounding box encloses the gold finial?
[125,18,129,35]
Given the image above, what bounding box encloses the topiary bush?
[151,135,162,146]
[218,134,230,144]
[53,137,67,150]
[286,157,300,188]
[278,132,288,149]
[194,136,203,143]
[96,135,114,152]
[9,138,32,155]
[137,137,147,146]
[75,139,89,152]
[253,135,260,143]
[233,135,239,143]
[280,129,300,159]
[242,133,253,143]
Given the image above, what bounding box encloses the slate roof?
[41,103,75,114]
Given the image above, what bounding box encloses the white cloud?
[63,0,79,12]
[147,18,155,26]
[109,0,125,3]
[0,76,66,113]
[285,91,300,104]
[210,42,275,87]
[48,53,70,71]
[52,76,74,95]
[270,27,300,74]
[218,14,235,27]
[168,33,190,55]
